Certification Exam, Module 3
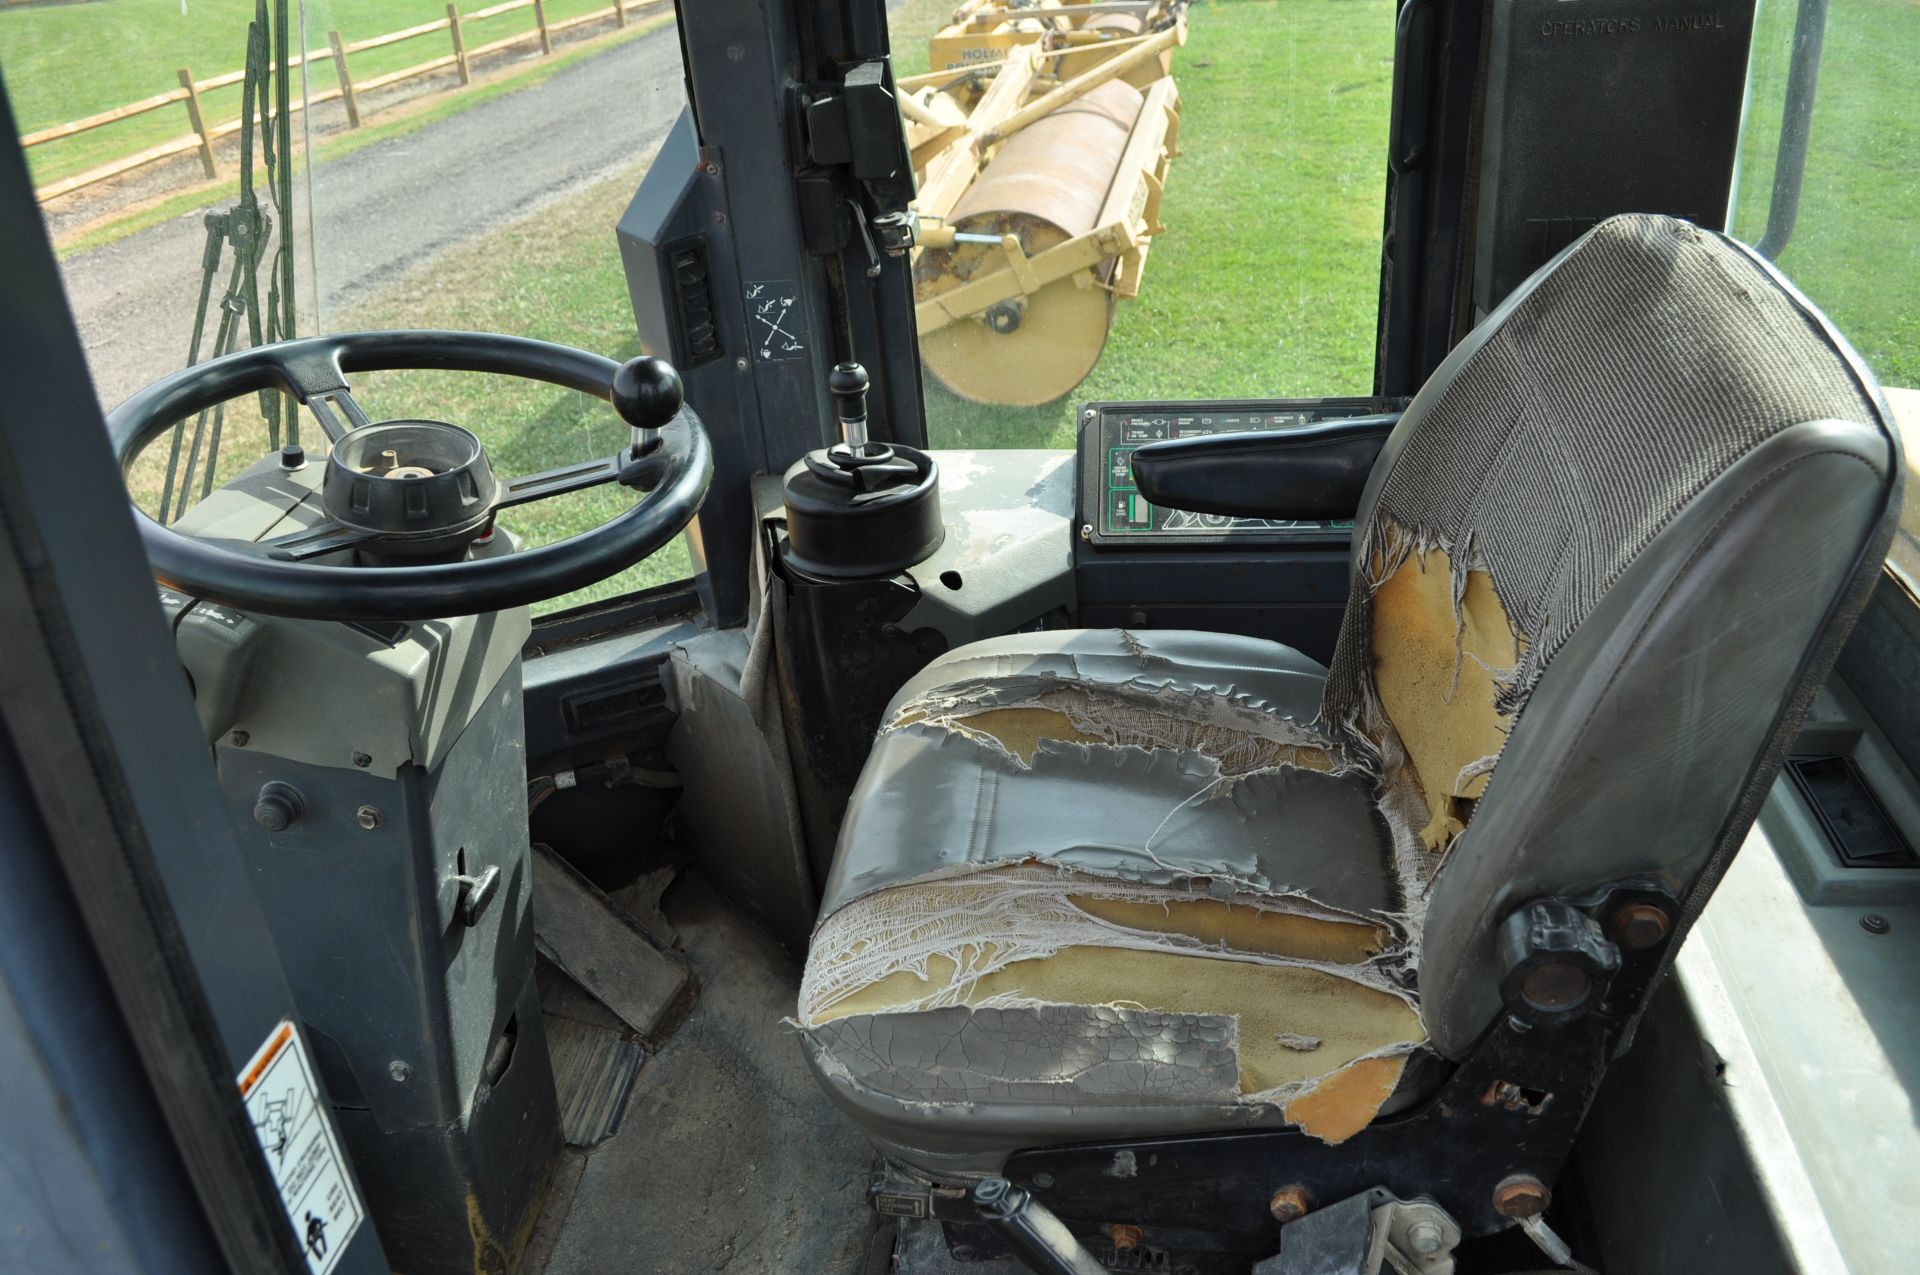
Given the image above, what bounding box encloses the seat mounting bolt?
[1492,1174,1551,1219]
[1407,1219,1445,1255]
[1608,902,1670,948]
[1268,1186,1310,1223]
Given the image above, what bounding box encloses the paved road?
[59,26,689,410]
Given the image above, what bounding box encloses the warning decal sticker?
[239,1020,365,1275]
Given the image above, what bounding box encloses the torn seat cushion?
[797,629,1424,1175]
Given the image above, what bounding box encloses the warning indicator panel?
[239,1021,366,1275]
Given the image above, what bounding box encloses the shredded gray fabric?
[1322,216,1877,746]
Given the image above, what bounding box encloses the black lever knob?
[611,355,685,432]
[829,361,871,450]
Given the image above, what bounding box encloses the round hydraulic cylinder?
[916,78,1144,406]
[1056,13,1162,83]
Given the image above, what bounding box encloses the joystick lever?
[830,361,874,455]
[611,355,684,491]
[611,355,685,458]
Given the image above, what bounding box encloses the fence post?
[532,0,553,54]
[446,4,472,84]
[328,31,363,128]
[614,0,628,29]
[177,68,219,179]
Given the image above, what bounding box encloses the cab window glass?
[1728,0,1918,389]
[888,0,1394,449]
[10,0,690,615]
[1728,0,1920,582]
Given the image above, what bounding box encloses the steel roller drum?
[916,78,1144,406]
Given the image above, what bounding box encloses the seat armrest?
[1130,414,1399,521]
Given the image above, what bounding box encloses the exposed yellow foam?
[1371,544,1522,851]
[1279,1053,1409,1144]
[1068,893,1387,965]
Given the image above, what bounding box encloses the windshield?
[10,0,689,614]
[7,0,1913,613]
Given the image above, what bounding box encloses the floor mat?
[534,870,881,1273]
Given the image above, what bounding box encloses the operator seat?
[796,215,1904,1178]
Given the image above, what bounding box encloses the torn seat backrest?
[1320,214,1904,1058]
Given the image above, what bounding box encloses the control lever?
[611,354,684,489]
[971,1178,1107,1275]
[830,360,874,453]
[778,360,942,577]
[812,362,919,496]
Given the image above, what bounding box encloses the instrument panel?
[1076,397,1403,547]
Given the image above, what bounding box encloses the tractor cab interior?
[1,2,1916,1274]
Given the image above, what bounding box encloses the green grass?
[1730,0,1919,388]
[891,0,1396,449]
[124,161,690,614]
[2,0,649,187]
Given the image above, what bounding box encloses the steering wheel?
[105,330,712,621]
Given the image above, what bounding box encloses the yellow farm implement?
[901,4,1187,405]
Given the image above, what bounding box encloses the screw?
[1108,1223,1143,1251]
[1406,1219,1445,1255]
[1079,523,1093,541]
[1608,902,1670,949]
[388,1059,413,1083]
[1083,409,1096,421]
[351,751,372,768]
[1268,1186,1310,1223]
[230,729,250,747]
[735,356,749,371]
[711,210,725,224]
[1491,1174,1551,1219]
[1032,1172,1054,1189]
[1861,913,1891,935]
[703,161,719,175]
[355,805,382,830]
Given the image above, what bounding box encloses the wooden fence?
[21,0,666,204]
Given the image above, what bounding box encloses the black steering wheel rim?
[106,330,712,621]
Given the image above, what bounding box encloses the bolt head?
[1608,902,1670,949]
[351,751,372,768]
[1492,1174,1551,1219]
[1406,1219,1445,1255]
[388,1059,413,1083]
[355,805,382,830]
[1108,1223,1143,1251]
[1268,1186,1310,1223]
[230,730,250,747]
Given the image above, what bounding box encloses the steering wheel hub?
[322,419,498,558]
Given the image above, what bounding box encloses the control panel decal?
[744,279,806,363]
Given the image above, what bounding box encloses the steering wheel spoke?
[494,454,624,509]
[261,521,376,562]
[306,387,373,442]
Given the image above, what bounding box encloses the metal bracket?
[1257,1190,1461,1275]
